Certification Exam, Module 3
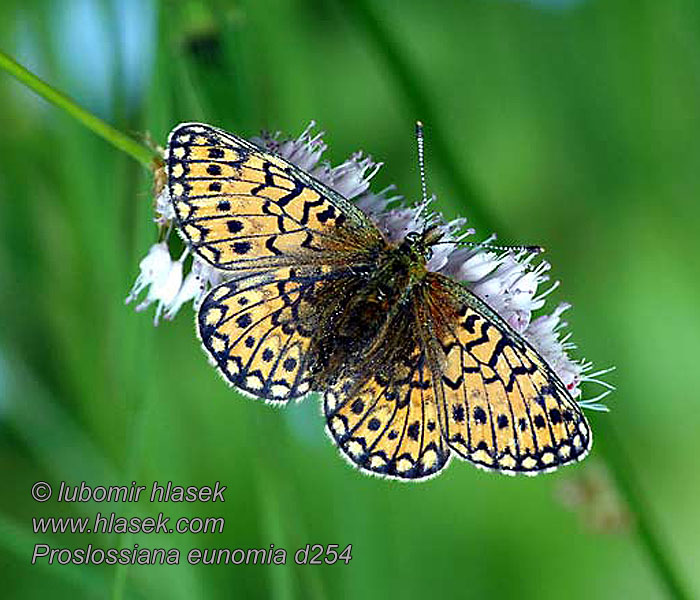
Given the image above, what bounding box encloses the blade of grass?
[0,49,158,168]
[597,421,692,600]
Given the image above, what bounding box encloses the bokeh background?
[1,0,699,598]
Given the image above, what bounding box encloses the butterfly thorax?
[371,238,428,303]
[388,226,440,277]
[304,233,434,391]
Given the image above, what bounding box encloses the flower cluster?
[127,122,612,409]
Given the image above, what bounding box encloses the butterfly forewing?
[166,123,385,271]
[423,274,592,474]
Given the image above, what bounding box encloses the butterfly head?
[399,225,443,265]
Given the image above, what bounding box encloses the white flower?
[522,304,614,409]
[251,121,326,173]
[440,244,502,282]
[320,152,383,200]
[164,269,200,321]
[125,242,172,305]
[524,303,580,387]
[165,257,224,320]
[126,243,184,325]
[354,184,402,218]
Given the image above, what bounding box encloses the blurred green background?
[1,0,699,598]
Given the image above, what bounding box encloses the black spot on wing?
[233,241,252,254]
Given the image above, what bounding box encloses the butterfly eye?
[405,231,420,244]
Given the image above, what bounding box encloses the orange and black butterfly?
[165,123,591,480]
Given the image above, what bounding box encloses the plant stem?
[0,50,158,168]
[339,2,692,599]
[597,421,692,600]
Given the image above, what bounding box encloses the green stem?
[597,421,692,600]
[339,3,692,599]
[0,50,158,167]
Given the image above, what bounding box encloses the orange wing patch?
[166,123,384,271]
[425,274,591,475]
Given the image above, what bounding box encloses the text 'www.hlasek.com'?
[29,481,352,566]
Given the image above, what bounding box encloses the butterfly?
[165,122,592,480]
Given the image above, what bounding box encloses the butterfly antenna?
[430,240,544,255]
[415,121,429,205]
[473,242,544,254]
[414,121,437,235]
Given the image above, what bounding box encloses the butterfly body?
[166,122,592,480]
[309,259,416,385]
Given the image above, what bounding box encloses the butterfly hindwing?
[424,273,592,474]
[323,303,451,480]
[198,265,366,402]
[166,123,384,271]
